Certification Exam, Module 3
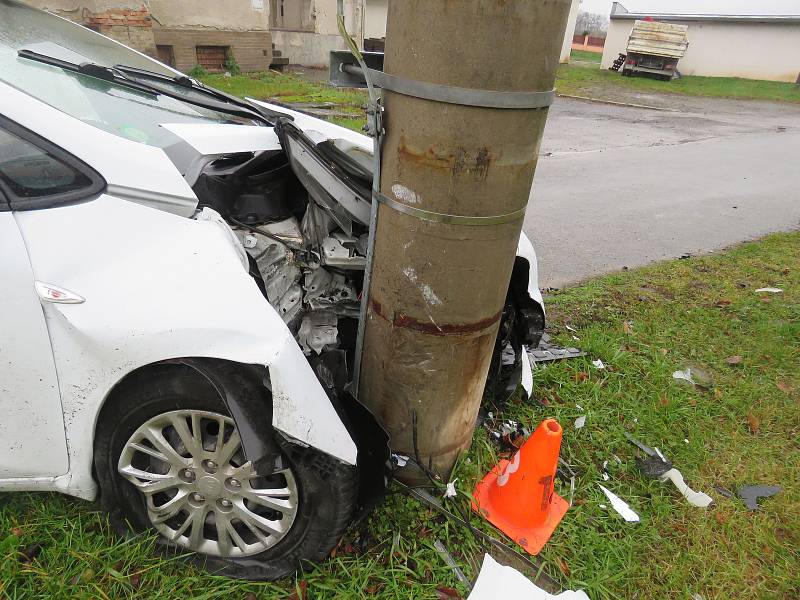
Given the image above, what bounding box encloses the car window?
[0,3,251,148]
[0,117,105,210]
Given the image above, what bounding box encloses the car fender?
[15,195,357,500]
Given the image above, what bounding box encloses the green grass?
[556,63,800,104]
[196,67,800,140]
[198,71,368,131]
[2,233,798,598]
[570,49,602,64]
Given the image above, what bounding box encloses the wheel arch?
[95,357,283,478]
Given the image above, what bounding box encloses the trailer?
[622,20,689,80]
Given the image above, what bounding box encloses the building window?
[156,45,175,68]
[195,46,229,72]
[270,0,314,31]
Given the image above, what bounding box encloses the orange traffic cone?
[472,418,568,555]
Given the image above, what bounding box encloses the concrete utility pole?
[358,0,572,483]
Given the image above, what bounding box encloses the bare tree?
[574,11,608,37]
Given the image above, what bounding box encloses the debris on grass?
[468,554,589,599]
[598,484,640,522]
[521,347,534,398]
[737,485,782,511]
[445,479,458,498]
[754,287,783,293]
[591,359,605,370]
[672,368,696,385]
[529,333,585,363]
[625,433,713,508]
[574,415,586,430]
[392,454,409,468]
[672,365,714,389]
[433,539,471,591]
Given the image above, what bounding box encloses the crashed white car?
[0,1,545,579]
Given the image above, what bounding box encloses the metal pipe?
[357,0,572,483]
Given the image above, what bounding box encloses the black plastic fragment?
[737,485,782,511]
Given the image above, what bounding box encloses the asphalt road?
[524,94,800,288]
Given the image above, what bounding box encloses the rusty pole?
[358,0,572,483]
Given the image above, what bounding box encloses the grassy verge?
[2,233,797,598]
[197,67,800,138]
[198,71,368,131]
[556,63,800,104]
[570,49,602,64]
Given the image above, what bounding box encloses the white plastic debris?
[660,469,713,508]
[566,325,577,332]
[654,447,668,463]
[684,438,690,444]
[602,460,610,481]
[468,554,589,600]
[755,287,782,293]
[572,335,581,341]
[672,368,696,385]
[392,454,409,468]
[592,359,606,370]
[521,346,534,399]
[575,403,583,410]
[599,504,607,509]
[598,484,640,522]
[574,415,586,430]
[444,478,458,498]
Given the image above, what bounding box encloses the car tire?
[93,364,357,580]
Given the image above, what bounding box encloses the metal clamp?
[374,191,526,226]
[367,68,554,110]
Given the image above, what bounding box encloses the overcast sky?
[579,0,800,17]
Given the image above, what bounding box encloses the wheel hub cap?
[118,409,298,558]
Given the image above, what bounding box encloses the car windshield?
[0,2,252,148]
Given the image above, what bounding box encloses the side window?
[0,116,105,211]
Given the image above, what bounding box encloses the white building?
[601,2,800,83]
[365,0,581,64]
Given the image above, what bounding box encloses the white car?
[0,1,545,580]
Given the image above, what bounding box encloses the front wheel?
[93,366,357,580]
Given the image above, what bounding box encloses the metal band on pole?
[374,192,526,226]
[366,68,555,109]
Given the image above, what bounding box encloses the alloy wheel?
[118,409,298,557]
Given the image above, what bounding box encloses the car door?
[0,117,104,478]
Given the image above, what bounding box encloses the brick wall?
[84,7,157,58]
[153,29,273,73]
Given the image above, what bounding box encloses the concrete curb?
[556,92,678,112]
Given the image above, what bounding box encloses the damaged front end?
[180,107,543,503]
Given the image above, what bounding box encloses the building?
[559,0,581,63]
[363,0,581,63]
[601,2,800,82]
[25,0,274,73]
[269,0,364,67]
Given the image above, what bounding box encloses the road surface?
[524,94,800,288]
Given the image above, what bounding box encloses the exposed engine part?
[321,235,367,269]
[297,310,339,355]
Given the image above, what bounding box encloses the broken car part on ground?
[0,1,545,580]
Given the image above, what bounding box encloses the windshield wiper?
[112,64,292,124]
[17,49,289,126]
